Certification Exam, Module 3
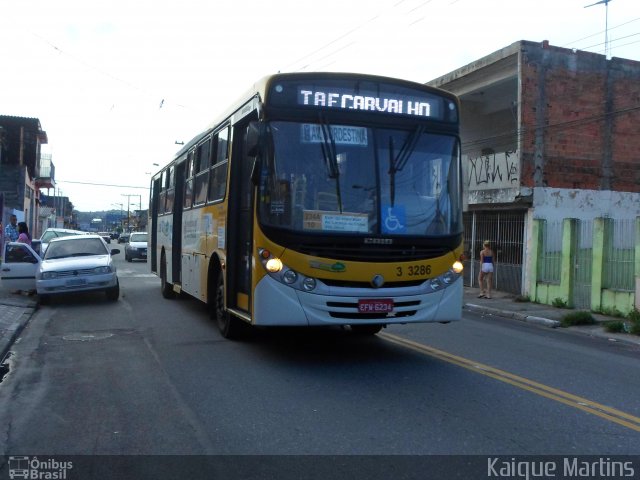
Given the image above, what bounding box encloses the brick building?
[427,40,640,310]
[0,115,55,238]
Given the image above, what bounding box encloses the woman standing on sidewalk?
[478,240,494,299]
[17,222,32,246]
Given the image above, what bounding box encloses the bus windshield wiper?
[319,117,343,213]
[388,125,424,207]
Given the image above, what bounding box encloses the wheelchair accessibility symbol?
[382,206,406,234]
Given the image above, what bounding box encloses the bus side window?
[165,166,175,213]
[184,151,194,208]
[156,171,165,214]
[194,137,211,205]
[159,190,167,214]
[208,127,229,202]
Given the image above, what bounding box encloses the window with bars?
[537,220,562,284]
[603,219,635,291]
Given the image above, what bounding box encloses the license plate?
[358,298,394,313]
[66,278,87,287]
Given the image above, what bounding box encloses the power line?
[461,103,640,150]
[562,16,640,46]
[283,0,425,72]
[29,31,191,113]
[579,32,640,53]
[56,179,149,189]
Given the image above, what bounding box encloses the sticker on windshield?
[381,205,407,234]
[301,124,368,146]
[303,210,369,233]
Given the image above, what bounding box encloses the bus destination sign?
[298,87,441,119]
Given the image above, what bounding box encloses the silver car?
[38,227,86,256]
[36,235,120,302]
[124,232,148,262]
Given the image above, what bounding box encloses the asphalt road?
[0,254,638,475]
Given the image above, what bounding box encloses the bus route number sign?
[358,298,394,313]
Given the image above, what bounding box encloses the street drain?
[62,333,114,342]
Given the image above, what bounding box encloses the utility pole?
[121,194,136,232]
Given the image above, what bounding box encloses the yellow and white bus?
[149,72,464,338]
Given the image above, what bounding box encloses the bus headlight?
[302,277,317,291]
[265,258,283,273]
[258,247,318,293]
[452,261,464,274]
[442,271,455,285]
[283,269,298,284]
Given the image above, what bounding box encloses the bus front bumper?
[253,275,463,327]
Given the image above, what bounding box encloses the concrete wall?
[532,187,640,221]
[529,217,639,315]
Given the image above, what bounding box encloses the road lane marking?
[380,332,640,433]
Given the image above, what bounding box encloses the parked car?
[124,232,148,262]
[0,235,120,302]
[97,232,112,244]
[38,228,86,256]
[118,233,130,244]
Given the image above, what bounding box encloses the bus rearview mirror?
[246,121,261,157]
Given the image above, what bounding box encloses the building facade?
[427,40,640,312]
[0,115,55,239]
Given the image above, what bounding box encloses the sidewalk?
[463,286,640,347]
[0,290,38,362]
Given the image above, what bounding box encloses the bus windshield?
[258,121,462,237]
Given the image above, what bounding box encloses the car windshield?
[129,233,148,242]
[40,230,84,243]
[257,121,462,236]
[44,238,108,260]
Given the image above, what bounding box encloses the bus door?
[172,161,185,285]
[226,119,255,313]
[150,177,161,273]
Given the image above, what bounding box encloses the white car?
[1,235,120,303]
[124,232,148,262]
[37,227,87,256]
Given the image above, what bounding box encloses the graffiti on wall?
[465,150,519,191]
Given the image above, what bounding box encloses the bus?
[149,72,464,338]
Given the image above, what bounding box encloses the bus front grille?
[294,244,449,262]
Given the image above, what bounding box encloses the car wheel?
[213,273,243,339]
[126,254,132,262]
[106,280,119,301]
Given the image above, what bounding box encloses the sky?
[1,0,638,213]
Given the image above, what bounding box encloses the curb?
[465,302,640,348]
[465,303,561,328]
[0,306,36,362]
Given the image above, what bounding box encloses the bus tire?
[214,273,242,339]
[160,253,174,299]
[350,324,383,335]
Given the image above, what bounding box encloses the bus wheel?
[350,324,383,335]
[214,274,242,339]
[160,254,174,299]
